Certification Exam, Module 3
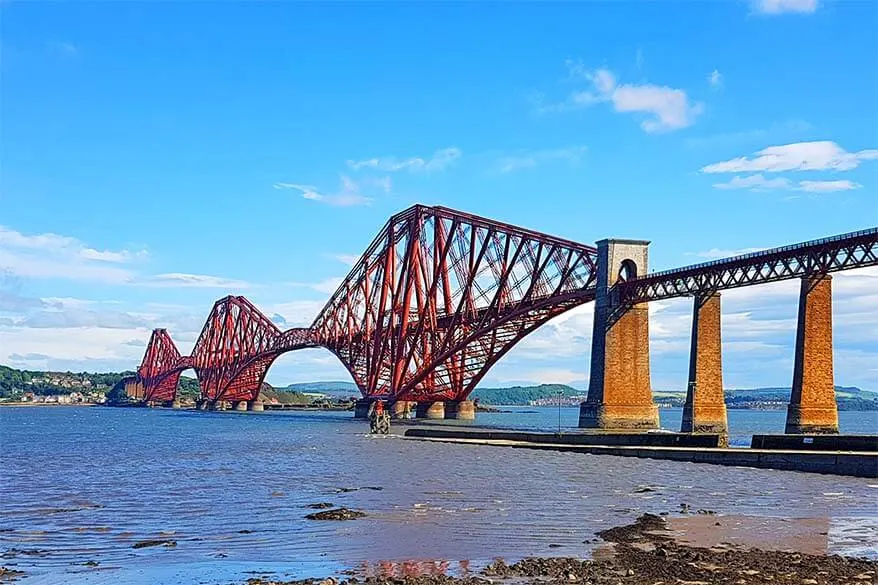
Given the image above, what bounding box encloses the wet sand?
[241,513,877,585]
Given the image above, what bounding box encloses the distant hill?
[470,384,583,405]
[0,365,135,399]
[282,381,360,396]
[2,364,875,410]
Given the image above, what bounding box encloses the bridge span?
[127,205,877,437]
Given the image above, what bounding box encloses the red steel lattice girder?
[191,296,317,403]
[136,329,191,402]
[620,227,878,304]
[310,205,599,402]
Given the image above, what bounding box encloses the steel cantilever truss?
[137,329,191,402]
[191,296,318,403]
[311,205,598,402]
[620,227,878,303]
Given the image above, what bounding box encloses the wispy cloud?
[274,176,373,207]
[685,120,812,150]
[0,226,144,284]
[702,141,878,174]
[147,273,252,289]
[690,247,767,259]
[494,145,587,174]
[48,41,79,59]
[540,62,702,133]
[708,69,723,89]
[712,174,862,193]
[0,225,248,287]
[752,0,818,15]
[346,147,462,173]
[330,253,360,267]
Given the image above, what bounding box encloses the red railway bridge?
[128,204,877,435]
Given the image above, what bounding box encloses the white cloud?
[701,141,878,174]
[797,179,862,193]
[544,66,702,133]
[147,273,252,289]
[495,145,587,173]
[346,147,462,173]
[708,69,722,89]
[713,174,793,191]
[753,0,818,14]
[693,247,767,259]
[274,176,373,207]
[331,253,360,267]
[712,173,862,193]
[0,226,160,285]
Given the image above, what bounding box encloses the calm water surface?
[1,406,876,584]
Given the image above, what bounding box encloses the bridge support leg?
[248,400,264,411]
[579,239,658,430]
[681,292,728,438]
[171,399,182,409]
[445,400,476,420]
[416,401,445,419]
[233,400,248,411]
[391,400,415,419]
[353,399,372,419]
[786,274,838,434]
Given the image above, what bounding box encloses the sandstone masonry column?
[247,399,264,411]
[785,274,838,434]
[681,292,728,436]
[579,239,659,430]
[445,400,476,420]
[391,400,416,419]
[416,401,445,419]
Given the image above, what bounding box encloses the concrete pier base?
[209,401,228,411]
[391,400,415,419]
[233,400,248,412]
[786,275,839,434]
[445,400,476,420]
[353,399,372,419]
[196,400,208,411]
[248,400,264,411]
[171,399,182,409]
[681,292,728,437]
[416,401,445,419]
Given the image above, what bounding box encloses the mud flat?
[241,513,876,585]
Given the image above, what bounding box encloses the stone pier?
[171,399,182,409]
[353,399,372,419]
[786,274,838,434]
[248,400,264,411]
[445,400,476,420]
[416,401,445,419]
[391,400,415,419]
[579,239,659,430]
[233,400,248,411]
[681,292,728,437]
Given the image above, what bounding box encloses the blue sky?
[1,0,876,391]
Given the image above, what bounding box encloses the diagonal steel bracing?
[310,205,598,401]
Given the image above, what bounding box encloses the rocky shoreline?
[242,513,876,585]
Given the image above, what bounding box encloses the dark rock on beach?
[304,508,367,521]
[131,539,177,549]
